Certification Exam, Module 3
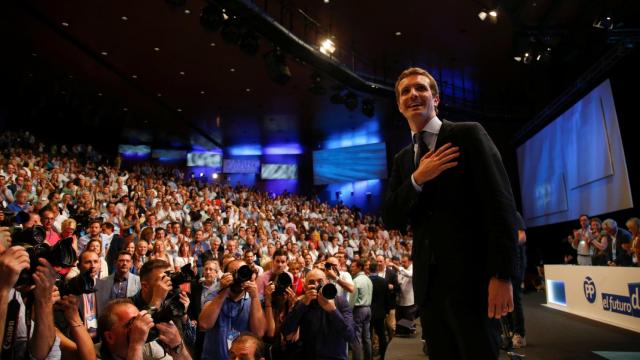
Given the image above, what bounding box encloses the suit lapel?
[435,119,453,149]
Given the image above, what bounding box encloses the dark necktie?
[413,131,429,168]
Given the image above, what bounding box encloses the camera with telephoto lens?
[146,264,195,343]
[317,283,337,300]
[228,264,253,293]
[273,272,292,297]
[57,269,96,296]
[11,222,78,288]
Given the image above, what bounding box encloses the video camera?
[146,264,195,343]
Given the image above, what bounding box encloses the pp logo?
[584,277,597,303]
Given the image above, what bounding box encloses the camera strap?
[1,293,20,360]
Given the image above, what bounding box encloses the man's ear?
[433,95,440,107]
[103,330,115,345]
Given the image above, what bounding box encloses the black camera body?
[273,272,292,297]
[230,264,253,292]
[57,269,96,296]
[146,264,195,343]
[12,226,78,287]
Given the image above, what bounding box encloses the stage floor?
[385,291,640,360]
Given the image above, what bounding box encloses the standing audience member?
[349,259,373,360]
[369,261,390,360]
[95,250,141,311]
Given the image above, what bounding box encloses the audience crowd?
[1,130,638,360]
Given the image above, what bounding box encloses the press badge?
[86,314,98,336]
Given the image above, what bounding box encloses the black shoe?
[422,340,429,356]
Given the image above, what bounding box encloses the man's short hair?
[231,332,265,359]
[102,222,115,230]
[590,217,602,226]
[117,250,132,259]
[79,249,98,263]
[602,218,617,231]
[272,249,288,259]
[98,298,134,344]
[368,261,378,274]
[395,67,439,100]
[139,259,169,281]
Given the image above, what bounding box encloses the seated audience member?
[282,269,356,360]
[174,241,196,273]
[129,259,197,349]
[95,250,141,311]
[229,333,267,360]
[602,218,633,266]
[97,299,192,359]
[198,259,266,360]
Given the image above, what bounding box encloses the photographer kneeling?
[129,259,197,354]
[282,268,356,360]
[198,259,265,360]
[96,298,191,359]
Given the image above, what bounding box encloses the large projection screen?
[516,79,633,227]
[313,142,388,185]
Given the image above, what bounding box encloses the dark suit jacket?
[369,274,391,320]
[383,268,400,308]
[384,120,518,307]
[105,234,125,274]
[610,228,633,266]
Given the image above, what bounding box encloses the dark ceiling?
[1,0,639,153]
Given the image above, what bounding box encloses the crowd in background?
[0,131,414,360]
[2,130,637,360]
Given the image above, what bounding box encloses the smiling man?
[383,67,519,360]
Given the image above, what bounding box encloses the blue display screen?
[313,142,387,185]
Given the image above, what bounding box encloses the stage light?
[489,10,498,17]
[319,38,336,55]
[239,30,259,55]
[263,48,291,85]
[330,91,345,104]
[361,98,375,118]
[212,173,218,179]
[200,4,225,32]
[308,72,326,95]
[478,11,487,21]
[344,91,358,111]
[199,172,205,177]
[221,18,243,45]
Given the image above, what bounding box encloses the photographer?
[198,259,265,360]
[0,228,61,359]
[129,259,196,350]
[256,249,290,296]
[96,299,192,360]
[55,295,96,359]
[263,271,299,359]
[324,256,354,302]
[282,269,355,360]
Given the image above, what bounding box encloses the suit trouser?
[351,306,372,360]
[371,317,388,359]
[421,266,500,360]
[509,276,525,336]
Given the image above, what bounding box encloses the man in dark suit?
[374,255,399,337]
[602,218,633,266]
[369,261,391,360]
[384,67,518,359]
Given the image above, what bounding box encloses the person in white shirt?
[390,255,415,322]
